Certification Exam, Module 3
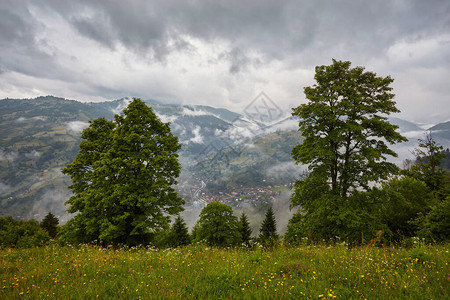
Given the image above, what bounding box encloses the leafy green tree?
[238,212,252,247]
[40,212,59,238]
[289,60,406,242]
[192,202,240,247]
[168,215,191,248]
[284,211,304,244]
[61,98,184,246]
[259,206,278,244]
[292,59,406,200]
[416,195,450,241]
[287,192,388,244]
[378,177,431,239]
[403,133,446,195]
[0,216,50,248]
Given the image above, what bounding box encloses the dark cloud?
[0,1,73,80]
[40,0,449,64]
[0,0,449,122]
[219,47,262,74]
[3,0,449,69]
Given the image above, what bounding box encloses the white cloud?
[265,161,304,179]
[182,107,212,117]
[32,116,47,121]
[262,117,298,134]
[0,149,19,163]
[402,130,428,139]
[25,150,41,159]
[188,126,204,144]
[15,116,47,122]
[0,1,449,124]
[111,99,131,114]
[66,121,89,134]
[156,113,178,123]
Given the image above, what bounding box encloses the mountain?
[0,96,271,220]
[0,96,447,221]
[428,121,450,143]
[388,117,423,132]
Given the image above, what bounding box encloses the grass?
[1,243,448,299]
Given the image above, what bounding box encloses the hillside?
[1,96,448,222]
[429,121,450,142]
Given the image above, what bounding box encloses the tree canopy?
[61,98,184,246]
[192,202,240,247]
[291,59,407,203]
[289,60,407,242]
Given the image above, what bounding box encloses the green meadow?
[1,243,448,299]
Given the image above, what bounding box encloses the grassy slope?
[1,244,448,299]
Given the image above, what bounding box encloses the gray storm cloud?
[0,0,449,122]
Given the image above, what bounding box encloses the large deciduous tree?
[289,60,407,242]
[291,59,407,203]
[61,98,183,246]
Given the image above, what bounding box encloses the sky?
[0,0,449,124]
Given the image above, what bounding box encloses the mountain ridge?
[1,96,449,221]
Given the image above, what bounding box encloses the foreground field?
[1,243,449,299]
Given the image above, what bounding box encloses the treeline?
[0,205,276,249]
[1,140,448,249]
[0,212,58,248]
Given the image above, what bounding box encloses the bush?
[285,192,390,245]
[416,196,450,242]
[0,216,50,248]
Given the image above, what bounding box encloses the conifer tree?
[168,215,191,248]
[239,212,252,247]
[40,212,59,238]
[259,206,278,243]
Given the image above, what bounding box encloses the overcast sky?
[0,0,449,123]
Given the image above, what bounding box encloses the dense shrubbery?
[0,216,50,248]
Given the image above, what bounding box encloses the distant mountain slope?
[0,96,446,221]
[429,121,450,143]
[388,117,423,132]
[0,96,246,220]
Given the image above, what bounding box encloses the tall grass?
[1,243,448,299]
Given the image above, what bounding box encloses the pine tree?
[169,215,191,248]
[259,206,278,244]
[239,212,252,247]
[40,212,59,238]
